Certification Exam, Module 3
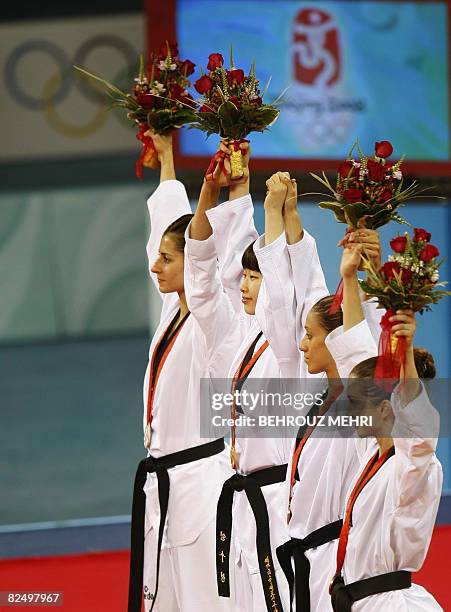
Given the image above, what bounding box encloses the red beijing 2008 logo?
[293,8,341,87]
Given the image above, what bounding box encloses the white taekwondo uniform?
[255,230,379,612]
[139,180,237,612]
[332,383,443,611]
[185,204,326,612]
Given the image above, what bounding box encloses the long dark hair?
[162,214,194,252]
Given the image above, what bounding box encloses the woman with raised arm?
[128,131,247,612]
[252,178,378,612]
[186,170,328,612]
[330,311,443,611]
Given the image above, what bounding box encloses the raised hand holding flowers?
[359,228,451,380]
[192,49,280,181]
[74,42,197,178]
[318,139,427,313]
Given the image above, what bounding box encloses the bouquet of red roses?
[359,227,451,379]
[192,51,280,180]
[74,41,197,177]
[311,140,422,229]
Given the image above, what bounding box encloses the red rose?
[338,161,355,179]
[195,75,214,94]
[343,188,363,203]
[375,140,393,158]
[199,104,212,113]
[207,53,224,71]
[413,227,431,243]
[159,41,179,57]
[227,69,245,85]
[169,83,185,99]
[390,236,407,253]
[419,244,439,262]
[381,261,400,280]
[180,59,195,76]
[367,159,385,182]
[400,268,413,284]
[135,92,155,109]
[379,187,393,203]
[228,96,242,108]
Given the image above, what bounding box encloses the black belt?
[216,463,287,612]
[330,571,412,611]
[128,437,225,612]
[276,520,343,612]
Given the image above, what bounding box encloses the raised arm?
[340,242,364,331]
[325,244,377,378]
[254,173,301,377]
[343,228,385,342]
[205,142,258,313]
[284,178,328,344]
[145,131,191,301]
[184,181,240,372]
[384,376,442,570]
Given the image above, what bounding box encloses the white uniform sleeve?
[287,230,329,345]
[145,180,192,316]
[385,384,443,570]
[325,320,378,379]
[254,233,300,378]
[206,194,258,313]
[184,230,239,376]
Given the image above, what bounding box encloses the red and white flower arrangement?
[74,41,197,178]
[360,228,451,379]
[311,140,423,229]
[192,50,280,180]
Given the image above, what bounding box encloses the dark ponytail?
[349,347,437,405]
[413,348,436,379]
[162,214,194,252]
[311,295,343,334]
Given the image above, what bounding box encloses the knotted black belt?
[276,519,343,612]
[330,570,412,611]
[128,437,225,612]
[216,463,287,612]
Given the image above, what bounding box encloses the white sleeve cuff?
[391,382,440,441]
[205,193,253,222]
[184,226,216,260]
[253,231,287,261]
[286,229,315,257]
[325,320,377,377]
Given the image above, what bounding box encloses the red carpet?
[0,526,449,611]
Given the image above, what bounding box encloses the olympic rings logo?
[4,35,140,137]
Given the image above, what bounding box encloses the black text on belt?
[128,437,225,612]
[330,570,412,611]
[276,520,343,612]
[216,463,287,612]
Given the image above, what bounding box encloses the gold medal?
[144,423,151,449]
[230,148,244,179]
[230,445,236,470]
